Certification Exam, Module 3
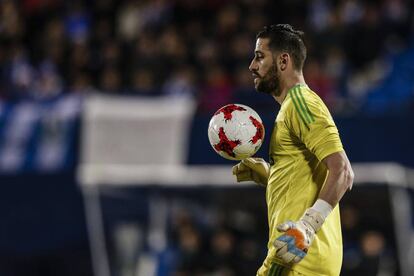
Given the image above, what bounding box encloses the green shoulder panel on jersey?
[289,87,315,126]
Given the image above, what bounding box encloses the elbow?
[338,161,354,191]
[328,158,354,190]
[345,166,354,190]
[324,151,355,191]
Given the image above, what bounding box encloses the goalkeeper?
[232,24,354,276]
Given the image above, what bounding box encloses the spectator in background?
[162,66,197,99]
[68,42,92,79]
[173,224,207,275]
[99,66,122,94]
[91,18,113,48]
[128,68,158,96]
[304,58,335,108]
[195,40,220,69]
[6,44,34,100]
[344,3,388,100]
[340,0,364,26]
[209,228,238,275]
[341,205,362,276]
[0,0,25,41]
[70,71,94,94]
[232,64,272,111]
[99,41,122,69]
[42,18,68,77]
[223,32,254,73]
[198,65,233,113]
[64,1,91,45]
[32,61,63,99]
[215,4,242,40]
[132,32,163,72]
[159,26,188,70]
[358,231,387,275]
[232,65,255,99]
[347,230,395,276]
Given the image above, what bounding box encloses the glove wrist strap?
[301,208,325,232]
[302,199,333,232]
[311,199,333,219]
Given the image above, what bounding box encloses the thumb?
[232,164,239,175]
[277,221,295,232]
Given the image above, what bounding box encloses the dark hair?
[256,24,306,71]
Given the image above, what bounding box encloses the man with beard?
[232,24,354,276]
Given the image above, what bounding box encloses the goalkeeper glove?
[273,200,332,264]
[232,157,269,187]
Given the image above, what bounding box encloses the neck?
[273,72,306,105]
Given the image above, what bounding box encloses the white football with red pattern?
[208,104,265,161]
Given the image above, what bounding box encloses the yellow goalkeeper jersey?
[257,84,344,276]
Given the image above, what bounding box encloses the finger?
[232,163,242,175]
[236,171,252,182]
[274,239,288,255]
[233,162,250,175]
[236,162,250,173]
[281,252,297,264]
[243,158,269,174]
[252,157,265,162]
[290,247,307,261]
[238,162,250,172]
[232,164,239,175]
[277,221,294,232]
[292,254,305,263]
[252,174,264,186]
[242,157,261,170]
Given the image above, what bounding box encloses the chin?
[254,80,265,93]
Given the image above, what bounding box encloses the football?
[208,104,265,161]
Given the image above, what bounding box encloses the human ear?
[280,53,289,71]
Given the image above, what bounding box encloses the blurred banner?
[0,95,81,172]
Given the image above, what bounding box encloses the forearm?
[319,166,353,207]
[298,161,353,235]
[319,151,354,207]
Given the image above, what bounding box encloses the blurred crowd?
[0,0,413,115]
[166,203,265,276]
[104,188,398,276]
[164,201,397,276]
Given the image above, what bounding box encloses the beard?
[254,62,281,96]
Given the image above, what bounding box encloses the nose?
[249,59,257,72]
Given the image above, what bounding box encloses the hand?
[273,209,324,264]
[232,157,269,186]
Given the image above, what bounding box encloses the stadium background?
[0,0,413,276]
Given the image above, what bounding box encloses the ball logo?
[214,104,247,121]
[213,127,241,158]
[249,116,264,144]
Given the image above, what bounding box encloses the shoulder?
[284,85,332,125]
[290,86,324,108]
[284,86,317,118]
